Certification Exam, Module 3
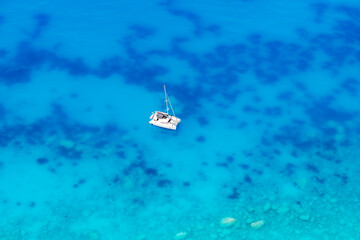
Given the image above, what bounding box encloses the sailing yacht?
[149,85,181,130]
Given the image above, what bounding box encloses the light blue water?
[0,0,360,239]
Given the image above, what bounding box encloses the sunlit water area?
[0,0,360,239]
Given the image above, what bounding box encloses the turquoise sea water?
[0,0,360,239]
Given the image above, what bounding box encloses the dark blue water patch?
[73,178,86,188]
[277,91,293,101]
[62,122,100,140]
[310,34,334,48]
[29,201,36,208]
[306,98,356,126]
[272,125,317,152]
[335,5,360,20]
[96,56,122,78]
[69,93,79,99]
[291,119,306,126]
[166,84,202,117]
[216,162,228,168]
[252,169,263,176]
[25,120,49,145]
[157,179,172,188]
[52,103,101,139]
[94,140,108,148]
[34,13,51,28]
[132,198,145,206]
[296,59,310,72]
[0,66,31,85]
[78,178,86,185]
[122,37,147,63]
[66,58,92,76]
[197,116,209,126]
[273,149,281,155]
[2,41,94,84]
[261,136,272,147]
[259,149,276,161]
[305,163,320,173]
[112,175,120,184]
[265,41,285,60]
[227,187,239,199]
[339,139,351,147]
[243,105,260,114]
[264,107,282,117]
[171,50,207,75]
[165,6,218,37]
[244,175,252,183]
[341,78,359,95]
[311,3,330,22]
[116,151,126,158]
[183,181,190,187]
[0,124,26,147]
[294,81,308,92]
[145,168,158,176]
[15,42,49,67]
[122,160,146,176]
[210,70,238,87]
[312,176,325,184]
[52,57,91,76]
[32,13,51,38]
[237,121,247,129]
[255,69,279,85]
[36,157,49,165]
[0,42,48,84]
[321,44,355,69]
[239,164,250,170]
[104,124,124,135]
[0,49,7,58]
[322,139,337,152]
[201,161,208,166]
[48,167,56,174]
[0,104,6,120]
[210,44,247,68]
[226,156,234,163]
[129,25,156,39]
[333,19,360,44]
[320,127,337,137]
[51,103,68,120]
[247,34,262,45]
[334,173,348,185]
[282,163,296,176]
[122,63,168,88]
[222,90,240,103]
[206,24,221,35]
[315,151,336,162]
[196,136,206,143]
[0,16,4,24]
[58,146,83,160]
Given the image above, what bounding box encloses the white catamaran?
[149,85,181,130]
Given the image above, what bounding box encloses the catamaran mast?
[164,85,169,114]
[164,85,176,117]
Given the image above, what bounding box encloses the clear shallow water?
[0,0,360,239]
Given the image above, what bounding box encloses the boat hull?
[149,111,181,130]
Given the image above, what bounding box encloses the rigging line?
[164,85,169,114]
